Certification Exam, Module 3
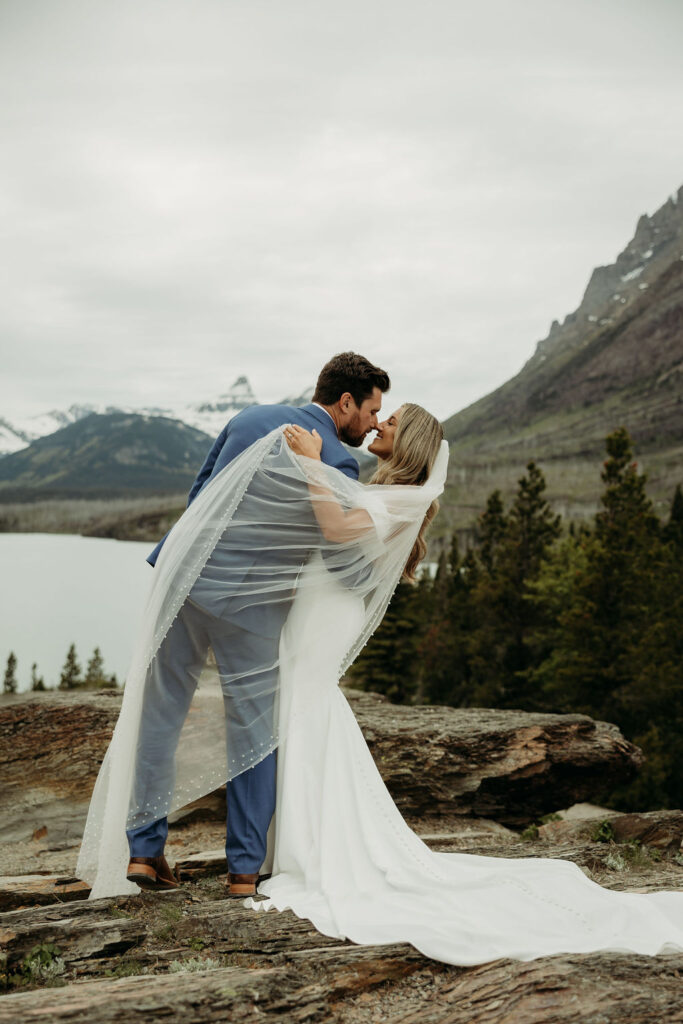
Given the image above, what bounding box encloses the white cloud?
[1,0,682,423]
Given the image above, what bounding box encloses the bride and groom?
[77,352,683,966]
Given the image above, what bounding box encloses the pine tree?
[586,428,659,716]
[59,643,83,690]
[468,463,560,708]
[419,536,477,707]
[84,647,113,689]
[347,580,425,703]
[530,428,662,727]
[477,490,507,573]
[3,652,17,694]
[30,662,46,691]
[518,428,683,809]
[611,475,683,808]
[498,462,561,706]
[664,483,683,549]
[506,462,562,582]
[614,549,683,809]
[595,427,659,547]
[522,532,592,705]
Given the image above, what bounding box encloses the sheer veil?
[77,429,449,898]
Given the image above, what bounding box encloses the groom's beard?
[339,412,366,448]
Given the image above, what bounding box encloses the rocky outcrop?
[0,690,680,1023]
[0,691,120,852]
[351,690,642,825]
[538,808,683,851]
[1,842,681,1023]
[0,689,642,860]
[4,947,680,1024]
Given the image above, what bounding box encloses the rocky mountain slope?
[0,377,259,457]
[0,389,371,507]
[1,381,319,459]
[442,186,683,533]
[0,414,213,500]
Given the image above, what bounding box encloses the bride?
[77,403,683,966]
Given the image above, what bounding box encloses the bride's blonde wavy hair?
[370,403,444,582]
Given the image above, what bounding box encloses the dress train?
[250,577,683,966]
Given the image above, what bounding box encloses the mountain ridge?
[0,405,372,502]
[437,185,683,537]
[1,379,320,458]
[0,413,214,499]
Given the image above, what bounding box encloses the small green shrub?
[592,820,616,843]
[604,850,626,871]
[621,839,660,868]
[4,943,66,990]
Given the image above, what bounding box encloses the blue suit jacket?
[147,403,359,567]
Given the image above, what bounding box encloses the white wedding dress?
[77,428,683,964]
[251,558,683,965]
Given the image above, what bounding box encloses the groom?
[126,352,390,895]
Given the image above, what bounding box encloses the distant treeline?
[0,493,185,542]
[349,427,683,812]
[3,644,118,693]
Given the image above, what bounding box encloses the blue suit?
[147,403,359,567]
[127,404,359,873]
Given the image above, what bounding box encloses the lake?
[0,534,441,693]
[0,533,154,692]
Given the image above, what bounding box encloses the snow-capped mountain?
[171,376,259,437]
[0,417,34,456]
[1,377,320,456]
[278,385,315,408]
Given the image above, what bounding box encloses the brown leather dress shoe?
[226,872,259,897]
[126,855,180,891]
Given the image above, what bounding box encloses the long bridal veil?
[77,428,449,899]
[76,426,683,966]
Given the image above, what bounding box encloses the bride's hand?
[284,424,323,460]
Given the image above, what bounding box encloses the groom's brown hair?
[313,352,390,408]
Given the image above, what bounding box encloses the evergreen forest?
[348,427,683,811]
[3,644,117,694]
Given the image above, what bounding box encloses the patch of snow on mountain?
[279,385,315,408]
[0,375,318,455]
[0,418,31,456]
[621,266,643,282]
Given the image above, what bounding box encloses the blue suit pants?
[126,598,277,873]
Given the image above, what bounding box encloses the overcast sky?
[1,0,682,425]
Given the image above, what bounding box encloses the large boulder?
[0,691,120,851]
[0,687,643,855]
[349,689,643,826]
